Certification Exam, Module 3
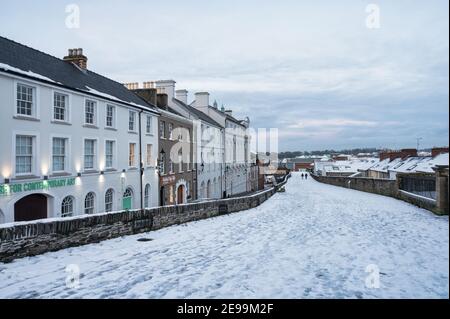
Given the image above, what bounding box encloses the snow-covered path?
[0,173,448,299]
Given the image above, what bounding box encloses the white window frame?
[104,188,114,212]
[105,139,117,170]
[52,90,71,123]
[84,99,97,126]
[82,138,98,171]
[14,81,40,119]
[129,142,137,168]
[84,192,96,215]
[128,110,137,132]
[50,134,71,174]
[105,104,116,128]
[12,131,40,177]
[146,115,153,135]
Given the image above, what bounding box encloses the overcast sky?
[1,0,448,151]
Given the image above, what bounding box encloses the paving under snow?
[0,173,448,299]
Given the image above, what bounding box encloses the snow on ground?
[0,173,448,299]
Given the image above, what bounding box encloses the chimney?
[400,148,417,159]
[432,147,449,157]
[63,48,88,70]
[195,92,210,108]
[379,150,391,161]
[155,80,176,102]
[176,89,188,104]
[157,93,169,110]
[129,82,158,106]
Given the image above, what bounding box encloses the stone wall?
[310,174,398,197]
[0,175,290,263]
[311,173,448,215]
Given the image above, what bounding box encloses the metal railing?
[398,174,436,200]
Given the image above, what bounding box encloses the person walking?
[301,173,304,179]
[305,173,308,180]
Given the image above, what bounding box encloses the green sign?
[0,178,76,196]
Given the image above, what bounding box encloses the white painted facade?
[155,81,225,199]
[0,72,160,223]
[192,96,251,196]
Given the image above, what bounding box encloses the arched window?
[84,192,95,214]
[61,196,74,217]
[144,184,151,208]
[105,189,114,212]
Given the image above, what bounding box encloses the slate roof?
[172,98,223,128]
[0,36,158,113]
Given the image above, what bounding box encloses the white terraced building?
[153,80,226,200]
[0,37,160,224]
[191,95,251,196]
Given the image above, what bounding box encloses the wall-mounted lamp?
[43,175,49,181]
[77,172,82,177]
[4,178,10,184]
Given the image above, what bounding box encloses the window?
[144,184,150,208]
[105,189,114,212]
[105,140,114,168]
[178,150,183,172]
[53,92,68,121]
[15,135,33,174]
[129,111,136,131]
[159,121,166,138]
[168,123,174,140]
[84,192,95,214]
[169,159,174,173]
[159,152,166,174]
[169,185,174,204]
[146,115,152,134]
[84,139,96,170]
[129,143,136,167]
[52,137,66,172]
[123,188,133,210]
[146,144,153,167]
[106,105,115,128]
[85,100,96,125]
[61,196,74,217]
[16,83,34,116]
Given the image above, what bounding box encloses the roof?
[0,36,157,113]
[172,98,223,128]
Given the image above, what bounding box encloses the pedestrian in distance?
[301,173,304,179]
[305,174,308,180]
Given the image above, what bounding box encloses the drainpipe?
[138,110,144,210]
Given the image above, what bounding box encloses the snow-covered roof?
[0,36,158,113]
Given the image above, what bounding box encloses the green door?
[122,196,132,210]
[122,188,133,210]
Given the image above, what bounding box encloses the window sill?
[50,172,71,177]
[13,115,40,122]
[83,124,99,129]
[145,133,154,137]
[105,168,117,172]
[128,167,138,171]
[12,175,40,181]
[51,120,71,126]
[128,131,138,135]
[82,170,99,175]
[105,127,117,131]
